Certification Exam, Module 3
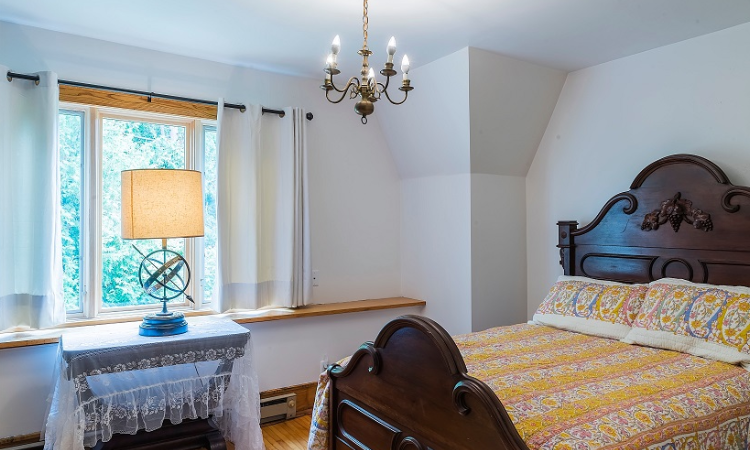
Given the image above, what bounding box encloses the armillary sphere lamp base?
[139,310,188,337]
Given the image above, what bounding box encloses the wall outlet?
[320,354,329,373]
[312,270,320,287]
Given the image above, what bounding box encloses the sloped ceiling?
[376,48,566,178]
[469,48,567,177]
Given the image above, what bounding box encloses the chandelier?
[321,0,413,124]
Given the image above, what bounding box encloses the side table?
[42,316,263,450]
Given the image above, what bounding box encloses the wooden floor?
[262,415,311,450]
[227,415,311,450]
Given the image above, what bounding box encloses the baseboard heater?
[260,393,297,424]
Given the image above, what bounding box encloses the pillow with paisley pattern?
[622,278,750,368]
[533,275,648,340]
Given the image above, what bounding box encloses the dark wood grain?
[328,316,528,450]
[559,153,750,284]
[327,154,750,450]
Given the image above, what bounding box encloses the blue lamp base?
[139,311,188,337]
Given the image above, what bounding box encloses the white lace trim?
[44,339,262,450]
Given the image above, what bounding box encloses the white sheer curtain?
[216,101,311,311]
[0,66,65,331]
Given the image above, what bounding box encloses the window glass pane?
[59,111,83,313]
[203,126,217,302]
[101,118,186,308]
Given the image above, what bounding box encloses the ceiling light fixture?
[321,0,413,124]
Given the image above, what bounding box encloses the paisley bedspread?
[308,323,750,450]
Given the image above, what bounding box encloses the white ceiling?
[1,0,750,79]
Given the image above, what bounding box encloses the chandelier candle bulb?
[331,35,341,56]
[368,68,376,88]
[401,55,410,81]
[387,36,397,64]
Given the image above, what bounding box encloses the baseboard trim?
[0,433,42,450]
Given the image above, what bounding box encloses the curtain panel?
[0,66,65,331]
[216,101,311,311]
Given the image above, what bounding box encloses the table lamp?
[121,169,204,336]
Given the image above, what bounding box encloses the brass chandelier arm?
[326,78,361,104]
[375,73,390,94]
[382,84,410,105]
[329,75,360,94]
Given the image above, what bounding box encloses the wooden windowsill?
[0,297,425,350]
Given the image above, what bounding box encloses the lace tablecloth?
[42,316,263,450]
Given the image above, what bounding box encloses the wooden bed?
[324,154,750,450]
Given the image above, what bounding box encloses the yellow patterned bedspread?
[308,323,750,450]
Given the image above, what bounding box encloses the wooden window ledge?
[0,297,425,350]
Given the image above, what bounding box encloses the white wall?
[466,49,564,331]
[526,21,750,317]
[468,48,567,177]
[0,21,410,439]
[377,47,472,178]
[378,47,564,334]
[401,175,473,335]
[470,174,527,331]
[0,344,58,437]
[374,48,475,335]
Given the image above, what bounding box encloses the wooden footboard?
[327,315,528,450]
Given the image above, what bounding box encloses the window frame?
[61,101,217,320]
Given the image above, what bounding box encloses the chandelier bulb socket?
[381,63,396,77]
[399,79,414,92]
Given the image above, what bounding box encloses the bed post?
[557,221,578,275]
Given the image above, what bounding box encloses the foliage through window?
[59,111,84,313]
[59,106,217,317]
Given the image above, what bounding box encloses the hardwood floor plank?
[228,415,310,450]
[259,415,311,450]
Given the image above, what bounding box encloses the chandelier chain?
[362,0,369,49]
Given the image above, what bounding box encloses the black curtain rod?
[6,71,313,121]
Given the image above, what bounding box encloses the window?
[59,105,217,318]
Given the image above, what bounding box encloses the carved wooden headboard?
[558,154,750,286]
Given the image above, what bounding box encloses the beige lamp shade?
[121,169,205,240]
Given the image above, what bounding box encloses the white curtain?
[216,101,311,311]
[282,107,312,308]
[0,66,65,331]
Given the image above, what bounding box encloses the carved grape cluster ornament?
[641,192,713,232]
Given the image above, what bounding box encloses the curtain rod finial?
[306,112,313,121]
